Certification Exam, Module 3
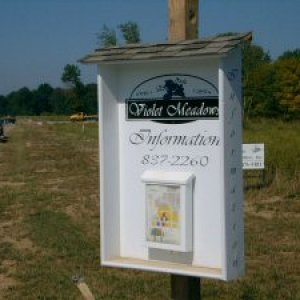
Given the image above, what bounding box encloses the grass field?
[0,118,299,299]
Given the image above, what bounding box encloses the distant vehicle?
[70,112,86,122]
[70,112,98,122]
[0,116,16,125]
[0,124,8,143]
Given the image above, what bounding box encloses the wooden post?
[169,0,201,299]
[171,275,201,300]
[169,0,199,42]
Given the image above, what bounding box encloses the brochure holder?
[142,171,194,252]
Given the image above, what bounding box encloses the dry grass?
[0,117,299,299]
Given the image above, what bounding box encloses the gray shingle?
[80,32,252,64]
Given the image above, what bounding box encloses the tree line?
[0,22,139,118]
[0,75,97,117]
[243,45,300,119]
[0,23,299,119]
[0,60,99,117]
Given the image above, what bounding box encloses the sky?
[0,0,299,95]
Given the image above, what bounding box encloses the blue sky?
[0,0,299,95]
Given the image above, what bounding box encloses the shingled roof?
[80,32,252,64]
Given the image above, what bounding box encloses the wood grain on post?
[169,1,201,299]
[168,0,199,42]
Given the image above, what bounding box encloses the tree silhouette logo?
[163,79,185,100]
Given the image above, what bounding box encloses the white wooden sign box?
[83,34,248,281]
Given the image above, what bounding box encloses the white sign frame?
[97,50,244,281]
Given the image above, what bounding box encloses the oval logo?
[126,74,219,124]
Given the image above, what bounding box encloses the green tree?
[61,64,81,88]
[275,57,300,117]
[97,22,141,47]
[278,49,300,61]
[49,88,73,115]
[32,83,54,115]
[243,43,271,75]
[7,87,34,115]
[244,63,281,117]
[118,21,141,44]
[81,84,97,114]
[0,95,8,116]
[243,44,275,117]
[61,64,85,112]
[97,25,117,47]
